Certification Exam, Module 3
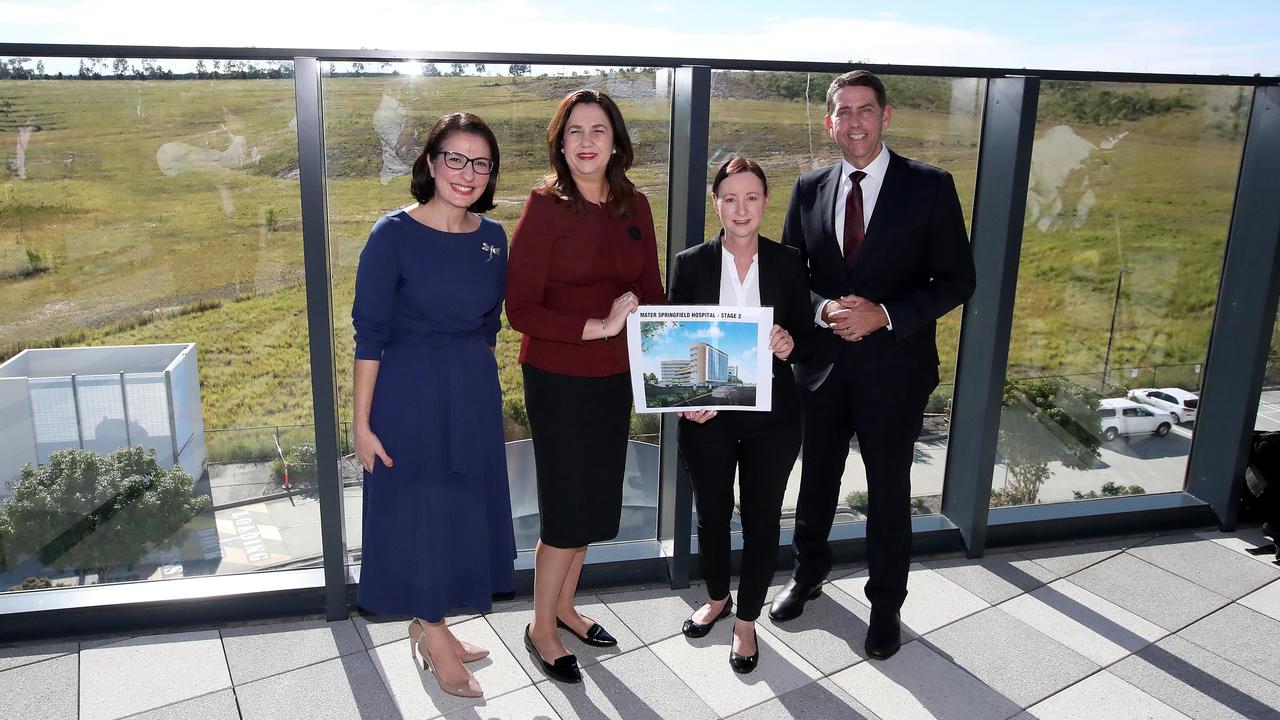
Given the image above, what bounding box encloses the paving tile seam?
[714,676,827,720]
[105,686,235,720]
[1026,547,1126,578]
[217,630,247,720]
[0,648,79,675]
[1120,546,1280,600]
[1170,602,1280,689]
[908,634,1045,710]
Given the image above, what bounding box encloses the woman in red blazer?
[506,89,665,684]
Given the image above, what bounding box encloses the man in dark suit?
[769,70,976,660]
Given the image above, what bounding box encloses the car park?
[1097,398,1173,442]
[1129,387,1199,424]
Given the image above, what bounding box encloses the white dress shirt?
[815,143,894,330]
[720,245,761,307]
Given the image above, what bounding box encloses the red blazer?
[506,187,666,377]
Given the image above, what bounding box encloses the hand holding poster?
[626,305,774,413]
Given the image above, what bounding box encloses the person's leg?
[679,418,740,622]
[529,541,577,661]
[853,388,926,612]
[791,374,856,586]
[554,546,588,628]
[410,617,481,695]
[736,419,802,621]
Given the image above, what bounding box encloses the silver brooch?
[481,242,502,261]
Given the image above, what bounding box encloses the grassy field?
[0,70,1259,440]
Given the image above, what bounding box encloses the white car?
[1097,398,1172,442]
[1129,387,1199,424]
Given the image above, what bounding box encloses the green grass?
[0,72,1259,434]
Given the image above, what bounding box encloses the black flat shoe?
[729,624,759,674]
[556,617,617,647]
[768,579,822,622]
[864,609,901,660]
[524,624,582,683]
[682,597,734,638]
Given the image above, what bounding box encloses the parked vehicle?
[1129,387,1199,424]
[1098,398,1173,442]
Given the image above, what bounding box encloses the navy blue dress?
[353,210,515,622]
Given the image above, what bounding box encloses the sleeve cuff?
[880,304,894,331]
[814,299,833,328]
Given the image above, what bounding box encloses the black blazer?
[781,149,976,400]
[667,234,815,420]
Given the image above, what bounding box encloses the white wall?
[0,376,36,499]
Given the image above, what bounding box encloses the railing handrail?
[0,42,1275,86]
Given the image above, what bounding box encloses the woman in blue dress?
[352,112,514,699]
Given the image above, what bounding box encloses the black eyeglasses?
[434,150,495,175]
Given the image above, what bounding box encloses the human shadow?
[971,552,1279,718]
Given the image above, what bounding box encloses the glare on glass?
[435,150,494,175]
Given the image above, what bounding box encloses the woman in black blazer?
[668,156,814,674]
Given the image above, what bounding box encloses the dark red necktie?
[843,170,867,268]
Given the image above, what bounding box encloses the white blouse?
[719,247,761,307]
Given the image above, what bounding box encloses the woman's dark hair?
[543,89,636,218]
[711,155,769,197]
[410,112,500,213]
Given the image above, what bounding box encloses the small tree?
[422,63,441,77]
[450,62,467,76]
[993,378,1102,506]
[509,63,531,78]
[2,447,207,582]
[473,63,486,74]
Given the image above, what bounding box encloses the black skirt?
[522,364,632,548]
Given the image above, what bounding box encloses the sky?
[1,0,1277,76]
[641,320,760,385]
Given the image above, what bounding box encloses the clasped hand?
[823,295,887,342]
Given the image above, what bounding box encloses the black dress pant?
[791,360,928,612]
[679,412,801,621]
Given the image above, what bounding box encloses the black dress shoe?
[768,579,822,622]
[864,609,901,660]
[682,597,734,638]
[524,625,582,683]
[556,617,617,647]
[729,624,759,674]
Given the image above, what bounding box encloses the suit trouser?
[679,413,802,621]
[791,359,928,611]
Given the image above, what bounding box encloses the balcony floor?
[3,527,1279,719]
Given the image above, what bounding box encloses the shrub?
[271,441,318,493]
[2,447,207,582]
[1072,481,1146,500]
[9,576,53,591]
[845,490,870,517]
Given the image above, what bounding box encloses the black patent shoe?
[556,617,618,647]
[864,609,902,660]
[524,624,582,683]
[729,623,759,675]
[682,597,734,638]
[768,579,822,622]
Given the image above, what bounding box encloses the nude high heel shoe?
[408,619,483,698]
[407,618,489,663]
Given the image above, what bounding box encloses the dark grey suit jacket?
[781,149,976,401]
[667,234,815,420]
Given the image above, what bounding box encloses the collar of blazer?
[817,148,906,254]
[697,232,783,307]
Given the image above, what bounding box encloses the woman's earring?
[611,148,617,155]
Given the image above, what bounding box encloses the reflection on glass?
[1257,321,1280,431]
[993,81,1249,507]
[706,71,983,526]
[0,57,314,593]
[324,63,672,557]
